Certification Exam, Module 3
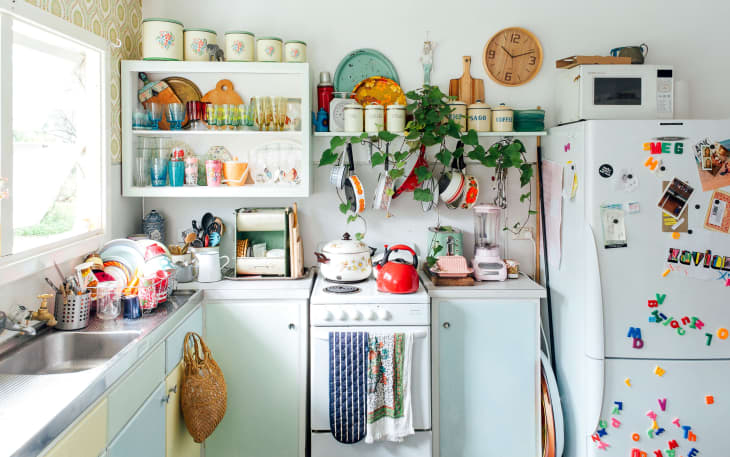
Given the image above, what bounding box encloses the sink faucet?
[0,310,37,336]
[30,294,57,327]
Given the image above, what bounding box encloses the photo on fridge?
[703,190,730,234]
[657,177,694,218]
[693,137,730,190]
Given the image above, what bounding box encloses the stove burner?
[324,277,368,284]
[323,285,361,294]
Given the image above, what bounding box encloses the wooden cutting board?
[201,79,244,106]
[449,56,485,104]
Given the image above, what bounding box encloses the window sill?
[0,232,105,287]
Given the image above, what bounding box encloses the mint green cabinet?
[204,300,306,457]
[108,382,166,457]
[435,299,540,457]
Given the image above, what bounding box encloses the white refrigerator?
[544,120,730,457]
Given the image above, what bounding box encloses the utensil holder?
[54,293,91,330]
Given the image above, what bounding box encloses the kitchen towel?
[329,331,369,444]
[365,332,415,443]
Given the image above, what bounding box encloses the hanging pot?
[314,233,376,283]
[393,145,428,199]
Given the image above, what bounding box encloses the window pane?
[11,19,102,254]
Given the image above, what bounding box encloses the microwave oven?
[555,64,673,125]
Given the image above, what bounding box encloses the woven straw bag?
[181,332,227,443]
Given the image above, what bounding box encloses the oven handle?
[315,330,428,340]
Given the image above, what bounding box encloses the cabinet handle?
[162,394,170,404]
[288,323,296,330]
[168,385,178,395]
[442,322,451,329]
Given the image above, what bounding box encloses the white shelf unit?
[121,61,312,198]
[313,131,546,138]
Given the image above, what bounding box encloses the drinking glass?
[97,282,121,320]
[224,104,236,129]
[237,104,246,129]
[166,103,185,130]
[147,103,163,129]
[273,96,287,131]
[245,98,256,127]
[135,137,152,186]
[150,157,168,186]
[263,96,273,131]
[205,103,217,129]
[168,161,185,187]
[133,109,148,129]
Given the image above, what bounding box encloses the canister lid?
[387,104,406,110]
[468,100,490,109]
[344,103,363,110]
[225,30,254,36]
[493,103,512,111]
[285,40,307,45]
[365,103,384,110]
[183,27,217,34]
[319,72,333,85]
[257,36,283,42]
[447,100,467,106]
[143,17,184,26]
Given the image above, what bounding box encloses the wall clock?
[483,27,543,87]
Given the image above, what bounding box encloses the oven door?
[310,326,431,431]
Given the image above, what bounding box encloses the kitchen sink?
[0,331,141,375]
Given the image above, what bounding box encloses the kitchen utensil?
[449,56,485,104]
[201,79,244,106]
[439,153,466,205]
[374,244,419,294]
[100,240,146,277]
[168,160,185,186]
[147,103,163,130]
[344,174,366,214]
[334,49,400,94]
[393,145,428,199]
[191,247,230,283]
[201,212,215,232]
[420,176,439,212]
[182,231,197,254]
[314,233,375,283]
[317,72,335,113]
[472,203,507,281]
[329,143,351,189]
[150,157,168,186]
[352,76,407,109]
[174,259,196,283]
[609,43,648,64]
[44,277,60,294]
[432,255,473,278]
[138,73,183,130]
[372,152,394,212]
[328,92,352,132]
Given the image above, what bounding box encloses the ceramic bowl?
[440,171,465,204]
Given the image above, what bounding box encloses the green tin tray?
[333,48,399,94]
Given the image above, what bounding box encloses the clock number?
[510,33,520,44]
[505,72,512,82]
[529,55,536,65]
[488,49,495,59]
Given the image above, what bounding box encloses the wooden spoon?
[181,232,197,254]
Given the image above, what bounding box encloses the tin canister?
[142,18,184,61]
[256,37,283,62]
[447,101,467,131]
[184,28,218,61]
[343,103,363,133]
[206,159,223,186]
[184,156,198,185]
[365,104,385,133]
[284,40,307,62]
[224,31,254,61]
[467,101,491,132]
[492,103,514,132]
[386,104,406,133]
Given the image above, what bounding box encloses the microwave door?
[581,73,649,120]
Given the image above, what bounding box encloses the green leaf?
[355,232,364,241]
[435,148,452,166]
[318,148,339,167]
[405,90,421,100]
[453,144,464,158]
[371,152,385,167]
[385,187,395,196]
[347,214,358,223]
[520,164,534,187]
[413,187,433,202]
[339,203,350,214]
[350,135,364,144]
[393,150,409,162]
[330,136,346,149]
[414,166,432,184]
[405,129,421,140]
[461,129,479,146]
[388,168,405,179]
[426,256,438,268]
[432,243,443,256]
[528,210,537,215]
[378,131,399,142]
[520,192,531,203]
[406,102,419,113]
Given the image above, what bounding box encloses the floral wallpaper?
[24,0,142,163]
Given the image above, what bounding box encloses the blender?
[472,204,507,281]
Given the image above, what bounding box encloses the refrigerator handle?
[584,223,605,360]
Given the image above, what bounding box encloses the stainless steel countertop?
[0,290,203,457]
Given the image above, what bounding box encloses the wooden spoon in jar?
[181,232,197,255]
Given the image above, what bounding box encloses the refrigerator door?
[584,120,730,359]
[588,358,730,457]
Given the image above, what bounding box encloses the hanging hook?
[111,38,122,49]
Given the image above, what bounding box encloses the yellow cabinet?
[166,361,200,457]
[43,398,108,457]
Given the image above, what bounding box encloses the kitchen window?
[0,1,109,279]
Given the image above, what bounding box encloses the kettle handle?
[382,244,418,269]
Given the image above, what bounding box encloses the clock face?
[483,27,543,86]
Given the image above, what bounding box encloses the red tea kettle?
[374,244,419,294]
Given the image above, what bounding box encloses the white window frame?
[0,0,111,285]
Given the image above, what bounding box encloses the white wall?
[141,0,730,272]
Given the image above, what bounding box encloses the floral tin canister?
[284,40,307,63]
[256,37,283,62]
[143,18,183,61]
[225,31,255,62]
[184,28,218,61]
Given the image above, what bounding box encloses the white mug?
[191,247,230,283]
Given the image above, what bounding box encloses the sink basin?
[0,331,141,375]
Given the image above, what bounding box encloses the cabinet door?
[166,307,203,375]
[43,398,108,457]
[108,382,166,457]
[205,300,304,457]
[166,362,200,457]
[437,299,539,457]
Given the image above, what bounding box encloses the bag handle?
[183,332,211,371]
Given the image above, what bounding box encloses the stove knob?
[337,309,348,321]
[366,310,377,320]
[377,310,390,321]
[319,308,334,321]
[352,310,363,320]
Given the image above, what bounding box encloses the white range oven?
[309,276,432,457]
[555,64,674,124]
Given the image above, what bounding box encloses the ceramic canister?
[142,18,184,61]
[256,37,283,62]
[224,31,255,61]
[184,28,218,61]
[492,103,514,132]
[343,103,364,133]
[448,101,467,131]
[284,40,307,63]
[386,104,406,133]
[365,104,385,133]
[467,101,491,132]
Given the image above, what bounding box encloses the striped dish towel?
[329,331,369,444]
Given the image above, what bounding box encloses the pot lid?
[322,233,370,254]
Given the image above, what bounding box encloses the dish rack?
[54,293,91,330]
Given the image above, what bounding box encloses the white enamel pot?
[314,233,375,283]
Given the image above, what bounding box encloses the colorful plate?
[352,76,406,108]
[334,49,399,94]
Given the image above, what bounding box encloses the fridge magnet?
[672,418,680,427]
[668,439,679,450]
[682,425,692,437]
[625,377,632,387]
[646,410,657,420]
[644,156,661,172]
[563,161,578,200]
[653,365,666,376]
[671,232,680,239]
[693,138,730,191]
[657,177,694,218]
[658,398,667,411]
[705,395,714,404]
[611,417,621,428]
[632,433,641,442]
[661,180,689,232]
[625,201,641,214]
[631,449,647,457]
[705,332,713,346]
[564,143,570,152]
[688,448,699,457]
[717,327,728,339]
[600,204,628,248]
[647,429,655,439]
[614,401,623,411]
[616,168,639,192]
[703,190,730,234]
[644,141,684,155]
[599,163,614,178]
[688,432,697,441]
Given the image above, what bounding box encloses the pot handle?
[382,244,418,270]
[346,143,355,173]
[314,252,330,264]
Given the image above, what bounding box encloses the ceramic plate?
[352,76,406,108]
[334,49,399,94]
[100,240,145,276]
